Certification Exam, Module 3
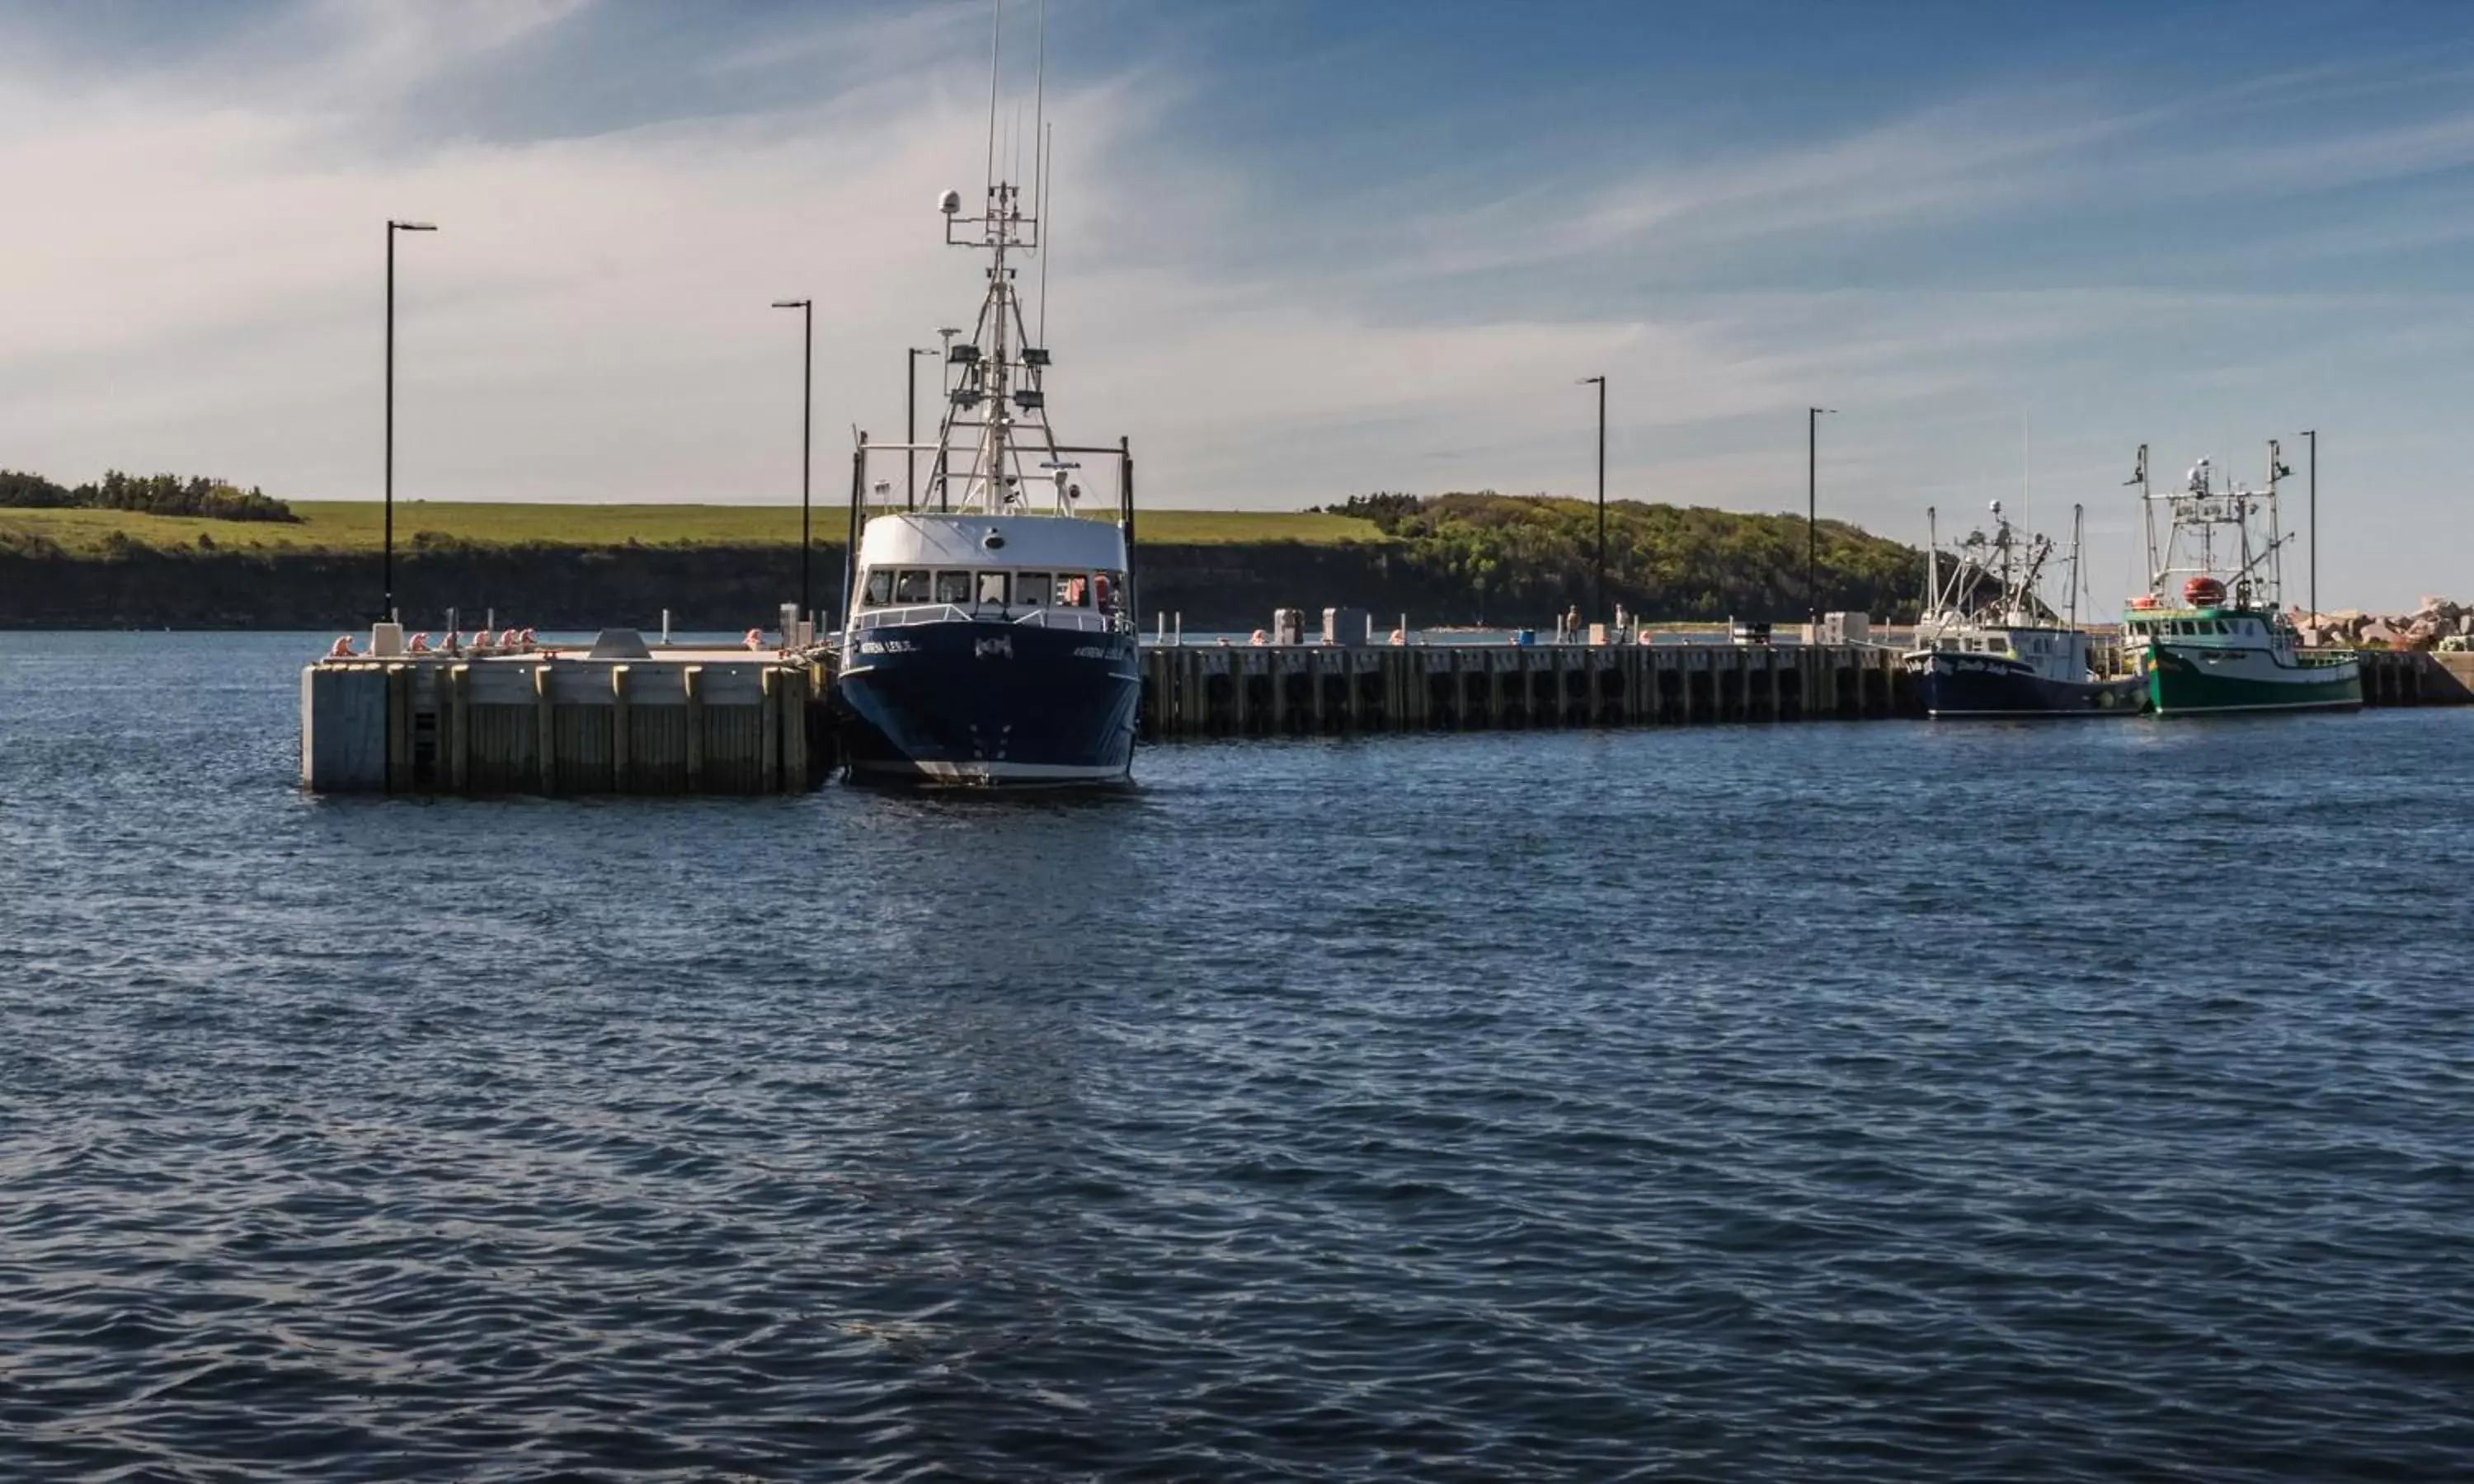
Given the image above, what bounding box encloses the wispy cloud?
[2,1,2472,606]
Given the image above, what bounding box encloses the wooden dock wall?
[302,655,832,795]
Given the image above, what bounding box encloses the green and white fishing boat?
[2119,442,2360,716]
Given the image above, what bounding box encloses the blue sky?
[3,0,2472,606]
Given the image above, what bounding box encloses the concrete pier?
[302,633,831,795]
[1136,641,1904,739]
[299,629,2474,794]
[2356,648,2474,706]
[1136,641,2474,740]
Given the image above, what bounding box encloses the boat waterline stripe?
[2153,700,2362,714]
[850,758,1132,783]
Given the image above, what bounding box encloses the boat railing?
[852,603,974,630]
[849,603,1128,636]
[1013,609,1114,634]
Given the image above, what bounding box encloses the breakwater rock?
[2293,597,2474,651]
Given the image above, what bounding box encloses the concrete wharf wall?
[294,641,2472,795]
[1137,642,2473,740]
[302,653,832,795]
[2358,649,2474,706]
[1136,642,1907,738]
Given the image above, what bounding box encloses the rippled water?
[4,631,2472,1482]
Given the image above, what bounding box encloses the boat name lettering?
[1072,645,1112,660]
[858,640,919,655]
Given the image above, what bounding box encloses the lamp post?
[1808,406,1837,624]
[771,298,814,625]
[2301,428,2317,626]
[1578,375,1606,620]
[383,218,435,622]
[908,346,935,511]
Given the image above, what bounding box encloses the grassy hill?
[0,492,1927,627]
[0,501,1388,556]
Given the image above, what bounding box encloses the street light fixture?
[772,298,814,626]
[1578,376,1606,622]
[1808,406,1837,624]
[383,219,436,622]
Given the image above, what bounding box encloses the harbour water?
[5,631,2472,1481]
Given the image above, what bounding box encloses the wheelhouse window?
[976,571,1009,605]
[863,570,892,606]
[1014,572,1051,607]
[934,571,971,604]
[1059,575,1090,608]
[892,569,932,604]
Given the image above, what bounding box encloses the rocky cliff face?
[0,542,1917,632]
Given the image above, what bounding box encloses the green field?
[0,500,1387,556]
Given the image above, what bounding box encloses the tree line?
[0,468,299,523]
[1322,491,1926,622]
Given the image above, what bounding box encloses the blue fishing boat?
[834,59,1140,786]
[1903,500,2145,718]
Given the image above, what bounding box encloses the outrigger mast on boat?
[838,0,1136,623]
[2133,440,2295,612]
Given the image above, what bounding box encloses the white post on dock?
[1174,613,1183,646]
[661,608,673,644]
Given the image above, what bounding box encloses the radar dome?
[938,189,962,215]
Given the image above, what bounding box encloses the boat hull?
[2145,643,2363,716]
[1908,655,2147,718]
[836,620,1140,785]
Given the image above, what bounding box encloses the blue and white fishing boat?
[834,77,1141,786]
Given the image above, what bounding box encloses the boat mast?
[1992,500,2012,619]
[2068,502,2084,629]
[927,0,1070,521]
[2130,444,2154,597]
[1925,505,1939,621]
[2266,438,2290,611]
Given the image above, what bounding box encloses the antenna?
[985,0,1003,198]
[2018,405,2030,547]
[1038,123,1054,342]
[1031,0,1047,240]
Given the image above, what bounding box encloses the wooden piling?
[684,665,705,793]
[448,663,471,795]
[760,668,781,790]
[533,663,557,795]
[610,665,633,794]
